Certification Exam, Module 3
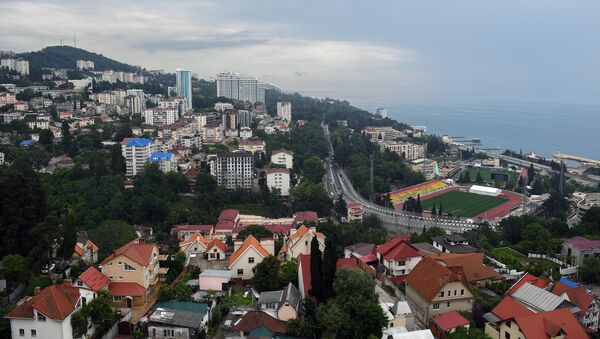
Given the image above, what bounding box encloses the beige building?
[411,158,439,180]
[279,225,326,260]
[404,257,474,325]
[238,140,266,154]
[381,141,426,160]
[266,168,291,196]
[270,149,294,169]
[228,235,274,280]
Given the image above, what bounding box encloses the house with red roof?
[72,232,99,264]
[562,236,600,266]
[228,235,274,280]
[101,238,164,308]
[179,233,210,261]
[279,225,326,260]
[170,224,213,241]
[430,252,502,285]
[376,236,423,283]
[430,310,470,339]
[298,254,311,299]
[293,211,318,224]
[551,278,599,331]
[205,239,227,261]
[404,257,474,325]
[5,283,85,339]
[75,266,110,303]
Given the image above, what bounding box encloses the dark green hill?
[18,46,139,72]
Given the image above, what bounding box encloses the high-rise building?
[376,107,388,118]
[216,72,239,100]
[208,151,253,190]
[121,138,154,177]
[76,60,94,70]
[222,110,237,130]
[277,102,292,122]
[257,82,267,104]
[149,152,177,173]
[1,58,29,75]
[266,168,291,196]
[142,107,179,126]
[176,68,192,109]
[237,110,253,128]
[238,75,258,103]
[126,89,146,111]
[125,95,142,114]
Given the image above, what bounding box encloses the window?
[113,296,123,302]
[118,261,122,265]
[31,330,37,337]
[124,263,136,271]
[82,297,87,307]
[440,291,444,297]
[248,257,255,264]
[504,332,511,339]
[447,302,451,308]
[506,320,511,328]
[77,280,83,286]
[433,303,440,310]
[454,290,457,296]
[237,269,244,275]
[19,329,24,336]
[37,313,46,321]
[461,289,465,295]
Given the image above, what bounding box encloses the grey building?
[208,151,253,190]
[562,236,600,266]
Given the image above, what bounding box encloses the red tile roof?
[514,308,588,339]
[101,238,156,267]
[73,243,84,256]
[551,282,594,314]
[490,296,534,321]
[206,239,227,252]
[565,236,600,250]
[430,252,502,283]
[299,254,311,297]
[336,257,359,269]
[431,310,470,331]
[376,236,421,261]
[232,310,288,334]
[171,224,213,234]
[86,240,99,253]
[219,209,240,221]
[508,273,548,295]
[405,257,463,302]
[215,220,236,231]
[108,282,146,296]
[6,284,80,320]
[228,235,270,267]
[294,211,318,223]
[78,267,110,292]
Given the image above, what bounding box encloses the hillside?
[17,46,139,72]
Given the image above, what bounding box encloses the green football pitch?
[421,190,509,218]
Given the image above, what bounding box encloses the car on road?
[42,263,56,274]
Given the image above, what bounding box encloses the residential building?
[257,283,301,321]
[230,311,288,338]
[199,269,232,292]
[381,141,426,160]
[576,193,600,217]
[0,152,4,165]
[239,127,252,139]
[430,252,502,285]
[346,202,364,222]
[1,58,29,75]
[404,257,474,325]
[126,89,146,110]
[228,235,274,280]
[5,283,83,339]
[270,149,293,169]
[238,74,259,103]
[376,107,388,118]
[257,82,266,104]
[411,158,439,180]
[551,278,600,331]
[214,102,234,112]
[27,120,50,130]
[97,91,117,105]
[431,234,477,254]
[430,311,470,339]
[148,302,209,339]
[344,242,377,261]
[208,151,253,190]
[237,110,252,128]
[149,152,177,173]
[14,101,28,111]
[101,238,163,308]
[0,92,16,106]
[298,254,312,299]
[276,101,292,121]
[75,60,94,70]
[205,239,227,261]
[376,236,423,282]
[75,266,110,299]
[279,225,326,260]
[2,112,22,123]
[293,211,319,224]
[121,138,154,177]
[72,232,99,264]
[201,122,223,144]
[179,233,209,260]
[175,69,192,109]
[217,72,240,100]
[238,140,266,154]
[142,107,179,126]
[222,109,237,129]
[266,168,291,196]
[562,236,600,266]
[171,224,214,241]
[125,95,142,114]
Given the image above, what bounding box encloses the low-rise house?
[205,239,226,261]
[562,236,600,266]
[199,270,232,292]
[429,252,502,285]
[230,311,288,338]
[347,202,365,222]
[405,257,474,325]
[238,140,266,154]
[228,235,274,280]
[551,278,600,331]
[485,307,587,339]
[171,224,214,241]
[376,236,423,283]
[257,283,301,321]
[5,283,84,339]
[75,266,110,302]
[344,242,376,261]
[429,311,470,339]
[72,232,99,264]
[431,234,477,254]
[148,308,205,339]
[293,211,318,224]
[279,225,326,260]
[179,233,209,260]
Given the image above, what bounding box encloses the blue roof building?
[19,140,33,147]
[122,138,152,147]
[149,152,174,162]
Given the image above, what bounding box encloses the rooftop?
[121,138,151,147]
[431,310,470,331]
[149,152,174,162]
[565,236,600,250]
[5,284,80,321]
[77,266,110,292]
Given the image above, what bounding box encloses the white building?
[239,127,253,139]
[1,58,29,75]
[208,151,253,190]
[238,140,266,154]
[143,107,179,126]
[126,89,146,111]
[270,149,294,169]
[376,107,388,118]
[121,138,154,177]
[201,122,223,144]
[276,102,292,122]
[216,72,260,104]
[0,152,4,165]
[199,270,232,292]
[214,102,234,112]
[228,236,274,280]
[266,168,291,196]
[158,97,188,114]
[410,158,439,180]
[125,95,142,114]
[469,185,501,197]
[149,152,177,173]
[5,284,84,339]
[76,60,94,70]
[381,141,426,160]
[237,110,253,128]
[97,91,117,106]
[238,75,259,103]
[0,92,16,106]
[280,225,326,260]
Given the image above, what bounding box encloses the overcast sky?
[1,0,600,103]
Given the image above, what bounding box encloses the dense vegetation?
[18,46,139,72]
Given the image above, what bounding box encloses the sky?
[1,0,600,103]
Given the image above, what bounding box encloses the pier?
[554,152,600,166]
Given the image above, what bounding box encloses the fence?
[527,253,570,267]
[99,309,131,339]
[485,256,523,276]
[0,284,25,307]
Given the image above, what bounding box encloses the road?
[322,123,483,233]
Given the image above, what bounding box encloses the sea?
[346,96,600,161]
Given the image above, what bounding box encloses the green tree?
[2,254,29,285]
[302,156,325,183]
[237,225,273,241]
[579,256,600,283]
[431,203,437,216]
[251,256,282,292]
[89,220,136,259]
[321,238,338,301]
[60,209,77,259]
[448,327,492,339]
[476,171,484,183]
[39,129,54,145]
[527,164,535,184]
[281,258,299,287]
[464,170,471,182]
[290,181,332,216]
[310,237,323,300]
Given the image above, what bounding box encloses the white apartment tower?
[216,72,260,104]
[121,138,154,177]
[266,168,291,196]
[277,102,292,122]
[1,58,29,75]
[208,151,253,190]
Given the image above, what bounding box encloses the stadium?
[387,180,522,220]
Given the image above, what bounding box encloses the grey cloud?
[133,38,269,51]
